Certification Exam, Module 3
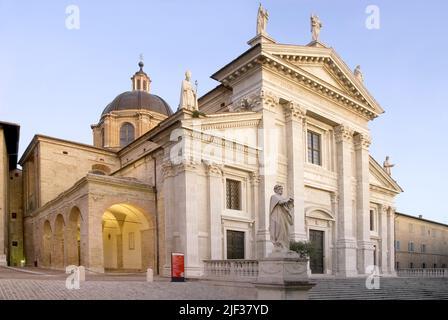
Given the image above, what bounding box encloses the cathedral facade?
[4,15,402,277]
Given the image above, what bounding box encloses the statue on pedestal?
[269,185,294,252]
[354,65,364,82]
[311,14,323,42]
[383,156,395,175]
[179,70,198,111]
[257,3,269,35]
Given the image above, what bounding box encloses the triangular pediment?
[296,64,345,91]
[262,44,384,117]
[369,156,403,194]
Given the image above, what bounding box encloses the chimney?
[418,215,423,219]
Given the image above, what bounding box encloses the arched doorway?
[52,214,65,268]
[67,207,82,266]
[102,204,154,271]
[42,220,52,267]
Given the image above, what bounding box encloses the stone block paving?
[0,267,256,300]
[1,267,448,300]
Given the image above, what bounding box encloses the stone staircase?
[308,277,448,300]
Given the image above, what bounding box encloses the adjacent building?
[0,121,20,266]
[395,212,448,269]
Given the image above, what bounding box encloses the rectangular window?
[128,232,135,250]
[11,212,17,220]
[370,210,375,231]
[11,241,18,247]
[307,131,321,166]
[408,241,414,252]
[226,179,241,210]
[395,240,400,250]
[410,262,414,269]
[395,261,400,270]
[226,230,245,259]
[421,244,426,253]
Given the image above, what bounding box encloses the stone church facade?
[4,15,403,277]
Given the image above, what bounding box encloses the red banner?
[171,253,185,282]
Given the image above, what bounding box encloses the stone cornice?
[212,45,380,121]
[27,174,154,218]
[260,55,377,121]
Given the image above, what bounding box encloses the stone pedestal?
[0,254,6,266]
[255,250,314,300]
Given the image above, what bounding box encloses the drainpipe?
[153,156,160,274]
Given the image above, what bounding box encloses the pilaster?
[284,101,307,242]
[204,161,224,260]
[334,124,357,276]
[354,133,374,274]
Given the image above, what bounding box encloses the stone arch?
[305,206,335,221]
[120,122,135,147]
[66,207,83,266]
[42,220,52,267]
[52,214,65,268]
[102,203,155,271]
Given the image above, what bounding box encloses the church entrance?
[309,230,324,274]
[102,204,155,271]
[226,230,245,259]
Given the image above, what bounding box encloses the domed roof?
[101,91,173,117]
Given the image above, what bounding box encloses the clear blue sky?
[0,1,447,223]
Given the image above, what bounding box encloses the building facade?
[0,121,20,266]
[6,14,404,277]
[395,213,448,269]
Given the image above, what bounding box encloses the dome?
[101,90,173,117]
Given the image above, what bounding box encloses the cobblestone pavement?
[0,267,256,300]
[1,267,448,300]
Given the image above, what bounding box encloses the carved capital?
[249,171,261,185]
[203,160,223,177]
[354,133,371,149]
[285,101,306,122]
[334,124,354,143]
[161,160,175,179]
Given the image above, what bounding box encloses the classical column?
[334,124,357,276]
[354,133,374,274]
[205,162,224,260]
[255,90,279,258]
[161,160,175,276]
[285,101,307,242]
[330,192,338,273]
[379,204,388,274]
[387,206,396,275]
[173,160,201,277]
[250,171,262,259]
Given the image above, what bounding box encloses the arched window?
[120,123,135,147]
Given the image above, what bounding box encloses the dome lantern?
[131,59,151,93]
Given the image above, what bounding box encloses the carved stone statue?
[383,156,395,175]
[310,14,322,42]
[179,70,198,111]
[269,185,294,252]
[256,3,269,35]
[354,65,364,82]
